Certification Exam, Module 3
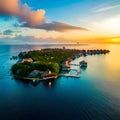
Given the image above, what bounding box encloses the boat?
[79,60,87,67]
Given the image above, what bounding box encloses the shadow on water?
[13,77,57,88]
[13,77,30,85]
[80,66,87,71]
[30,80,40,87]
[0,77,3,80]
[0,44,120,120]
[42,79,57,88]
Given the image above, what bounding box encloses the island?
[11,48,110,81]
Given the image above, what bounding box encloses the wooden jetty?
[60,74,80,78]
[70,64,80,66]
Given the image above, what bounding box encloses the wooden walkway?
[60,74,80,78]
[42,76,58,80]
[70,69,78,71]
[60,68,81,78]
[70,64,80,66]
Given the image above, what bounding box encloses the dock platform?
[60,74,80,78]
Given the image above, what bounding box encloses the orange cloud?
[19,4,45,27]
[0,0,19,15]
[0,0,45,27]
[23,21,89,32]
[0,0,88,32]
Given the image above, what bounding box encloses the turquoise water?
[0,44,120,120]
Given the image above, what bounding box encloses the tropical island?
[11,48,110,81]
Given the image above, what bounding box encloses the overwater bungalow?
[41,69,58,80]
[79,60,87,67]
[41,69,52,77]
[29,70,40,77]
[62,59,71,71]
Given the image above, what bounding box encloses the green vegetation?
[12,62,31,77]
[11,48,81,78]
[10,56,18,60]
[19,49,80,63]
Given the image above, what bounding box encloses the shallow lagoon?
[0,44,120,120]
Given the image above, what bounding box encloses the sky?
[0,0,120,44]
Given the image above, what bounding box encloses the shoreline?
[11,48,110,81]
[13,75,59,81]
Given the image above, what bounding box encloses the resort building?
[19,58,33,63]
[29,70,40,77]
[41,69,52,77]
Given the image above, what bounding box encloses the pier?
[42,76,58,80]
[60,69,81,78]
[60,74,80,78]
[70,64,80,66]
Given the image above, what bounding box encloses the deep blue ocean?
[0,44,120,120]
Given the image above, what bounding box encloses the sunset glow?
[0,1,120,119]
[0,0,120,44]
[111,38,120,43]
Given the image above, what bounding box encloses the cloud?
[92,15,120,36]
[23,21,89,32]
[0,0,19,15]
[0,0,88,32]
[93,5,120,13]
[2,29,21,36]
[0,31,2,35]
[0,0,87,32]
[0,35,65,44]
[18,4,45,27]
[0,0,45,27]
[3,29,13,35]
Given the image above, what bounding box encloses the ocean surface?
[0,44,120,120]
